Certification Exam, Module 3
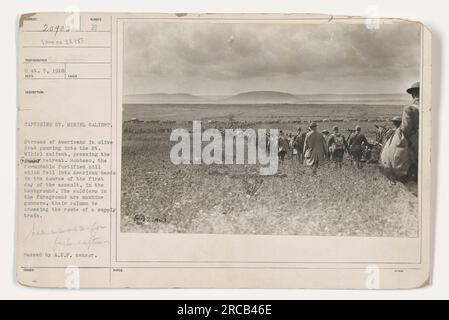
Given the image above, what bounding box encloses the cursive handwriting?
[26,222,109,252]
[53,233,109,251]
[42,24,70,36]
[27,221,106,238]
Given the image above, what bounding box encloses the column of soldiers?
[277,82,420,182]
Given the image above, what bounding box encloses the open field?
[120,103,418,237]
[123,103,404,122]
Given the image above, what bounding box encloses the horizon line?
[124,91,409,96]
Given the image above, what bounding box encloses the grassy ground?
[120,104,418,237]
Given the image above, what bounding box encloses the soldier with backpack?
[327,126,348,169]
[380,82,420,189]
[348,125,372,169]
[292,127,306,164]
[303,122,328,175]
[278,130,289,165]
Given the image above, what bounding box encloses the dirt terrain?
[120,104,418,237]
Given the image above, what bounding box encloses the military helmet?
[391,116,402,123]
[406,82,420,94]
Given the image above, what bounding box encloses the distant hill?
[224,91,299,104]
[294,93,409,105]
[123,93,206,104]
[123,91,409,105]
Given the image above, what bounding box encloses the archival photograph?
[120,20,421,237]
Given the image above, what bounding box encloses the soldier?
[402,82,420,181]
[321,129,331,162]
[288,133,295,159]
[303,122,328,174]
[278,130,289,164]
[327,126,348,169]
[348,125,371,169]
[391,116,402,130]
[265,131,271,153]
[292,127,306,164]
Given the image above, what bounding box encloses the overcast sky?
[123,21,420,96]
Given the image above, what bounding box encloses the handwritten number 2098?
[42,24,70,36]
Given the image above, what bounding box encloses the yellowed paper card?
[16,12,431,289]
